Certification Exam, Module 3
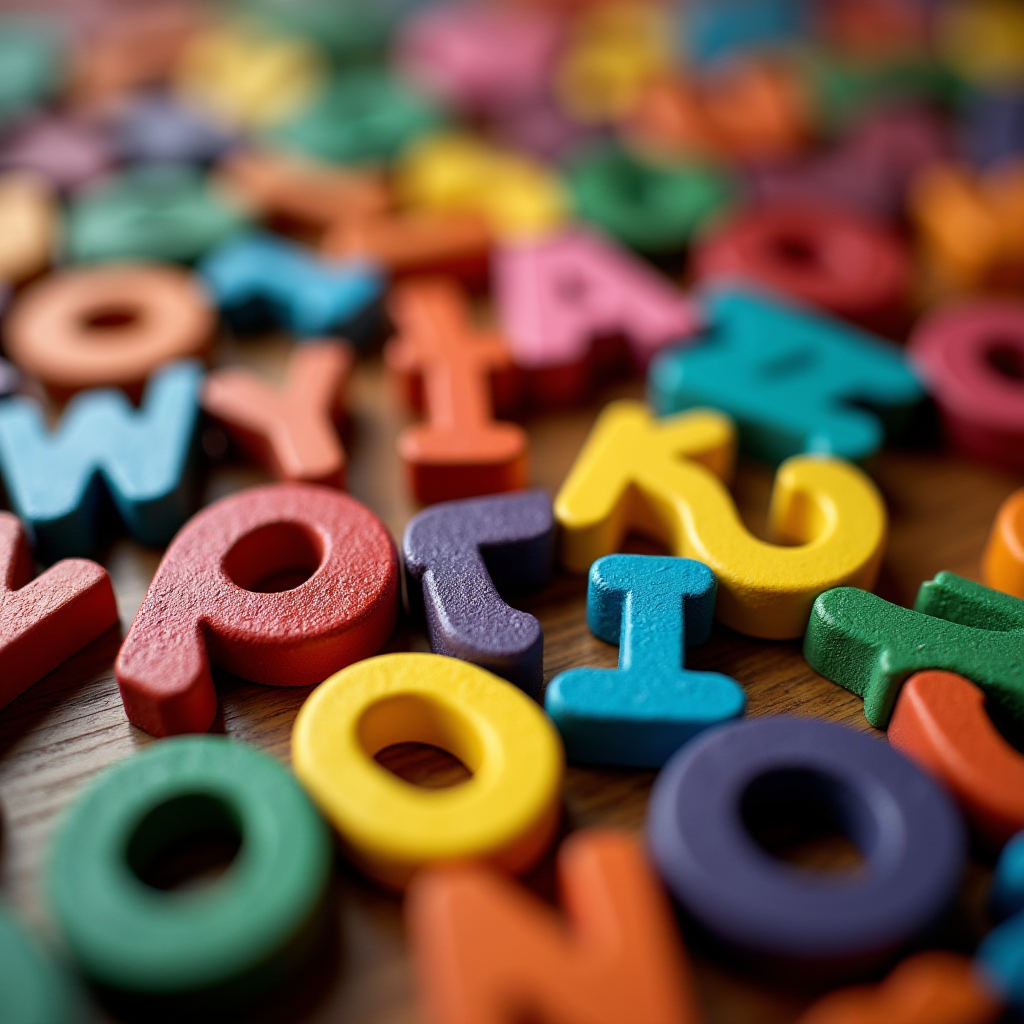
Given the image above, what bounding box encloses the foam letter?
[403,490,553,695]
[495,228,700,405]
[0,361,203,558]
[202,341,352,487]
[385,277,527,503]
[407,829,703,1024]
[546,554,745,766]
[555,400,886,639]
[116,482,399,737]
[805,572,1024,728]
[0,512,117,712]
[649,287,924,465]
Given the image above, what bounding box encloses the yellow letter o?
[292,653,564,889]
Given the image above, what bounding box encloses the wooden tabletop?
[0,330,1019,1024]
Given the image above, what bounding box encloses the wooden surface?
[0,332,1020,1023]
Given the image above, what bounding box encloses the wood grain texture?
[0,331,1020,1024]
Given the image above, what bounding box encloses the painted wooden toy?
[0,512,117,713]
[554,2,670,124]
[692,205,911,333]
[683,0,804,65]
[292,653,563,889]
[200,232,384,341]
[0,904,86,1024]
[397,131,567,240]
[567,144,734,255]
[555,401,886,639]
[0,17,63,124]
[649,287,925,465]
[963,87,1024,170]
[5,263,213,400]
[889,671,1024,847]
[977,832,1024,1012]
[909,300,1024,472]
[494,228,700,407]
[795,952,1003,1024]
[647,716,965,975]
[0,361,203,558]
[403,490,553,696]
[322,209,491,282]
[912,163,1024,292]
[545,554,744,767]
[983,488,1024,598]
[202,341,352,488]
[407,830,703,1024]
[0,173,56,284]
[627,58,810,163]
[110,92,235,167]
[385,277,527,503]
[216,148,390,234]
[938,0,1024,86]
[273,70,444,165]
[175,23,327,129]
[0,114,113,194]
[396,4,563,118]
[116,483,399,736]
[65,166,250,264]
[46,736,331,1003]
[804,572,1024,728]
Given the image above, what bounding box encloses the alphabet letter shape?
[555,400,886,639]
[116,482,399,737]
[804,571,1024,729]
[910,301,1024,472]
[386,277,527,503]
[889,671,1024,847]
[977,833,1024,1012]
[403,489,553,696]
[795,952,1003,1024]
[202,341,353,487]
[200,231,385,340]
[984,488,1024,599]
[494,228,700,406]
[649,287,925,466]
[546,554,745,766]
[406,829,703,1024]
[0,360,203,558]
[0,512,117,712]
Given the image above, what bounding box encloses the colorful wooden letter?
[977,832,1024,1012]
[545,554,745,767]
[5,263,213,399]
[0,904,85,1024]
[805,572,1024,728]
[910,301,1024,472]
[292,653,563,888]
[0,512,117,713]
[202,341,353,488]
[116,483,399,737]
[555,401,886,639]
[647,716,965,973]
[0,173,56,284]
[0,361,203,558]
[692,205,910,332]
[403,490,553,696]
[46,737,331,1001]
[200,232,385,341]
[795,952,1003,1024]
[406,830,703,1024]
[983,488,1024,598]
[494,228,700,406]
[385,277,527,504]
[649,287,925,465]
[889,671,1024,847]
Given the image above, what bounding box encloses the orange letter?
[889,670,1024,847]
[407,829,703,1024]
